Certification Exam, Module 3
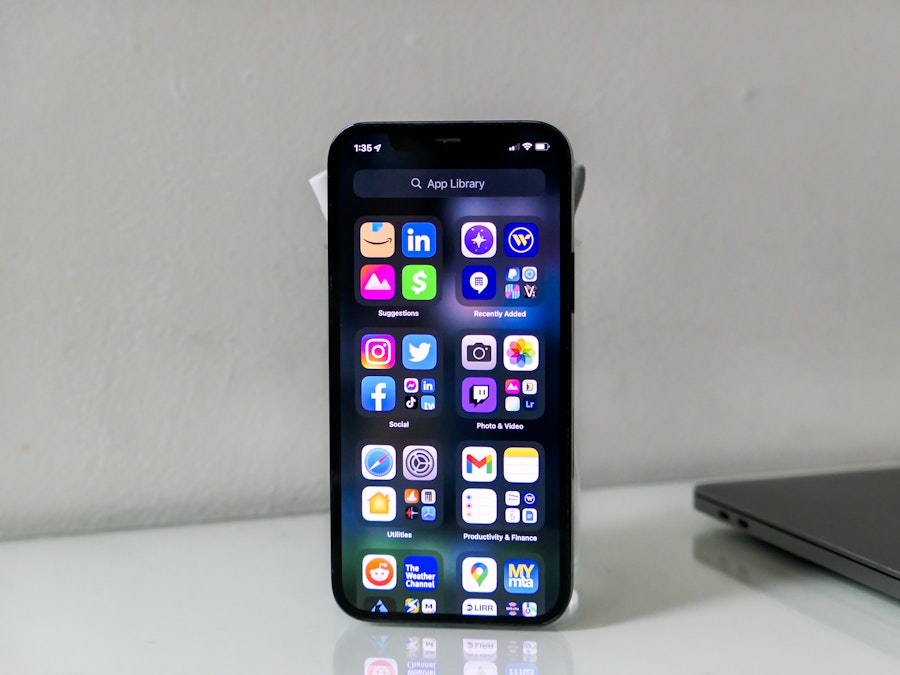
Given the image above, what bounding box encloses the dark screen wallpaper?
[328,122,573,624]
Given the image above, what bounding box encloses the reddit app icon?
[362,554,397,590]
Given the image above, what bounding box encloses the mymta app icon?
[504,222,538,257]
[361,376,396,412]
[360,221,395,258]
[402,264,437,301]
[360,264,395,301]
[461,222,497,258]
[401,222,437,258]
[462,556,498,593]
[361,334,396,369]
[402,334,437,370]
[504,559,539,594]
[462,446,497,482]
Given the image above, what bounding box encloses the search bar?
[353,169,545,198]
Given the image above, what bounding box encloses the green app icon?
[402,264,437,301]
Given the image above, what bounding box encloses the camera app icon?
[461,334,497,371]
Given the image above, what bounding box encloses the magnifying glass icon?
[411,177,422,189]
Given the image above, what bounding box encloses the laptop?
[694,466,900,601]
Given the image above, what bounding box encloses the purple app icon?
[461,377,497,413]
[461,222,497,258]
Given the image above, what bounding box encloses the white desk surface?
[2,481,899,674]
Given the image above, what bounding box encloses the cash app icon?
[402,265,437,301]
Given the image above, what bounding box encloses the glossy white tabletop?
[2,481,899,674]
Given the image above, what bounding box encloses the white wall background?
[3,1,900,539]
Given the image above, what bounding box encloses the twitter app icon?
[402,334,438,370]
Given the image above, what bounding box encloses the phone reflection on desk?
[334,623,572,674]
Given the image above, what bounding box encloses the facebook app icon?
[361,376,396,412]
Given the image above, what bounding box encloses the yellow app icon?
[503,447,539,483]
[360,221,395,258]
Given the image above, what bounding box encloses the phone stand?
[310,163,586,623]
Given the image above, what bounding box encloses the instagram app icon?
[361,334,396,369]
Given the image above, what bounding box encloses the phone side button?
[570,251,575,313]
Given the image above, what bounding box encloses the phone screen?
[328,122,573,624]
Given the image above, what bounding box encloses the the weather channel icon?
[403,555,439,592]
[504,559,539,594]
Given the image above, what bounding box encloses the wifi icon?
[522,142,533,151]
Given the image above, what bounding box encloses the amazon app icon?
[360,221,395,258]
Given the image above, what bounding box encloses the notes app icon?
[503,447,539,483]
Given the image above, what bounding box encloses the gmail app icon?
[462,446,497,483]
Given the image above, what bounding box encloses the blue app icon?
[506,267,521,282]
[421,395,436,411]
[402,334,438,370]
[421,505,436,521]
[361,376,396,412]
[403,555,439,591]
[462,265,497,300]
[504,222,539,257]
[401,221,437,258]
[504,559,540,594]
[421,378,436,393]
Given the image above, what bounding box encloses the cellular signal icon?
[508,143,520,151]
[522,142,533,151]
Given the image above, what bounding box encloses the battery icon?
[535,142,550,151]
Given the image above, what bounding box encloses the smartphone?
[327,121,574,625]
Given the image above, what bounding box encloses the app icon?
[362,554,397,590]
[504,559,539,594]
[361,334,396,369]
[421,378,436,393]
[403,555,439,592]
[522,508,538,524]
[361,376,396,412]
[461,334,497,370]
[505,490,521,506]
[364,657,398,675]
[402,445,438,481]
[504,283,521,300]
[421,505,436,521]
[523,283,537,299]
[522,266,538,282]
[522,379,537,395]
[505,379,521,395]
[361,444,396,480]
[422,598,437,614]
[462,446,497,482]
[505,601,520,617]
[461,598,497,617]
[405,598,420,614]
[462,556,498,593]
[360,221,395,258]
[367,597,395,613]
[505,396,521,412]
[506,267,520,282]
[360,264,396,301]
[504,222,538,257]
[404,506,419,520]
[522,602,538,618]
[505,507,520,523]
[421,488,436,504]
[461,222,497,258]
[402,264,437,300]
[462,265,496,300]
[402,334,438,370]
[401,221,437,258]
[462,487,497,524]
[404,394,418,410]
[461,377,497,413]
[404,488,419,504]
[523,640,538,656]
[523,491,537,506]
[503,447,540,483]
[420,395,436,411]
[403,377,419,393]
[503,335,539,371]
[362,486,396,522]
